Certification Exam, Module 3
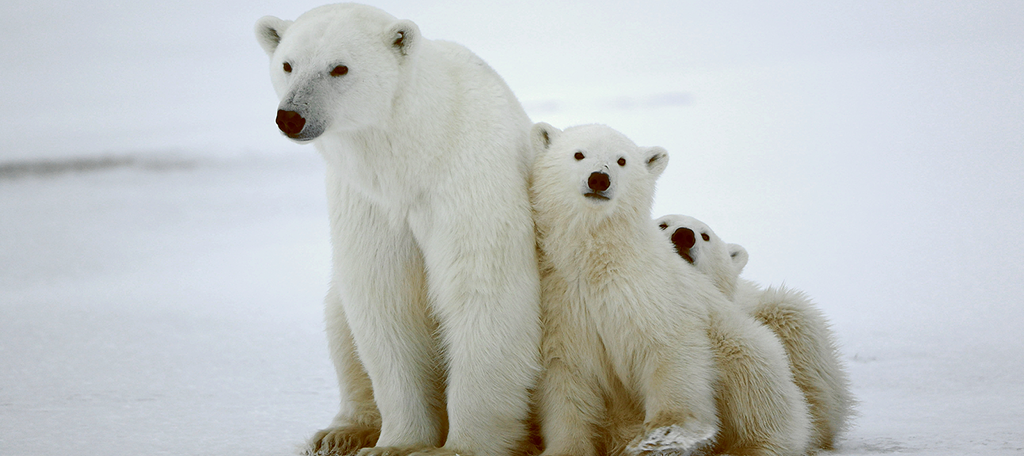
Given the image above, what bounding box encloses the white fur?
[531,124,811,456]
[656,215,747,300]
[530,124,812,456]
[256,5,541,456]
[531,123,719,456]
[656,213,854,451]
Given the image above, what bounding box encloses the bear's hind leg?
[535,311,607,456]
[708,306,811,456]
[751,287,853,451]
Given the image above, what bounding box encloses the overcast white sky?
[3,0,1022,159]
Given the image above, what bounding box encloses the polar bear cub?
[656,214,854,451]
[256,5,541,456]
[530,123,810,456]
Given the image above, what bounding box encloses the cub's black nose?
[276,110,306,137]
[671,227,696,264]
[588,172,610,193]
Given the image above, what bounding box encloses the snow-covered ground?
[2,1,1023,455]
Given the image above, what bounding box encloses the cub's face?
[255,4,419,141]
[530,123,668,219]
[565,134,629,203]
[656,214,747,297]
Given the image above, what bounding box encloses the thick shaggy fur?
[531,124,810,456]
[656,214,854,451]
[256,5,541,456]
[733,284,853,452]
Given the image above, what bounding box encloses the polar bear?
[530,123,810,456]
[255,5,541,456]
[656,214,854,451]
[657,215,748,301]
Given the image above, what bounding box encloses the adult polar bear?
[255,4,541,456]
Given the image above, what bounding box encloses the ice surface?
[0,155,338,455]
[2,1,1023,455]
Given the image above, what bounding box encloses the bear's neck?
[537,205,654,284]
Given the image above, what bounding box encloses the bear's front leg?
[413,208,542,456]
[328,188,446,453]
[627,334,719,456]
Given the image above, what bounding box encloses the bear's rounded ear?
[387,19,420,56]
[531,122,561,155]
[643,146,669,176]
[255,16,293,56]
[727,243,748,273]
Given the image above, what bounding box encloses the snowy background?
[2,1,1022,454]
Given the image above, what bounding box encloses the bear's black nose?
[276,110,306,137]
[671,227,696,264]
[588,172,610,193]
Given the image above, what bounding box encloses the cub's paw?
[626,422,716,456]
[355,445,439,456]
[306,424,380,456]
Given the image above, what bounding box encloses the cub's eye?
[659,223,668,230]
[574,152,585,161]
[330,65,349,77]
[701,232,710,242]
[617,157,627,167]
[283,62,292,73]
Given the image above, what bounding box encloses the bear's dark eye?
[330,65,349,77]
[701,232,710,242]
[617,157,626,167]
[574,152,585,161]
[283,62,292,73]
[659,223,668,230]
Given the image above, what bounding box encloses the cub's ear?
[727,243,749,273]
[387,19,420,56]
[643,146,669,177]
[255,16,293,56]
[531,122,561,155]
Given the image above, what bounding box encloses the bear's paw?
[306,424,381,456]
[625,422,716,456]
[355,445,454,456]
